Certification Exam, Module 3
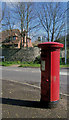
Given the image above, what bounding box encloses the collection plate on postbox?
[41,60,45,71]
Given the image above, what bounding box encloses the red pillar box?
[38,42,63,107]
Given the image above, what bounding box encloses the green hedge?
[60,57,69,65]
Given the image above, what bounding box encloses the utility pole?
[65,34,67,64]
[65,12,67,65]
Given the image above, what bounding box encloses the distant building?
[1,29,33,48]
[32,40,42,47]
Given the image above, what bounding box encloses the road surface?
[0,66,69,95]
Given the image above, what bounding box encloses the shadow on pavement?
[1,97,50,109]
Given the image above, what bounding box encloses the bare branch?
[0,2,6,23]
[37,2,66,42]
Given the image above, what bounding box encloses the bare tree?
[11,2,29,47]
[37,2,66,42]
[1,2,40,48]
[0,2,6,23]
[2,4,16,48]
[2,2,16,31]
[11,2,40,47]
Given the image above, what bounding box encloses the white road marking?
[60,93,69,97]
[8,79,41,89]
[60,72,69,76]
[2,79,69,97]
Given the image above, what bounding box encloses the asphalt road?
[0,66,69,95]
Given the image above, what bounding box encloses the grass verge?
[0,61,40,67]
[19,64,40,68]
[0,61,21,66]
[0,61,69,68]
[60,64,69,68]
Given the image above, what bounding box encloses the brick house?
[1,29,33,48]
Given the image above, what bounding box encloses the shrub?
[17,61,21,64]
[34,56,41,64]
[60,57,69,65]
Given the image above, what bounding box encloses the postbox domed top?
[38,42,64,49]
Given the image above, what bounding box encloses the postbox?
[38,42,63,107]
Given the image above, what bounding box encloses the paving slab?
[1,80,68,119]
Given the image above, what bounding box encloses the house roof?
[1,29,32,47]
[2,36,21,45]
[0,29,20,43]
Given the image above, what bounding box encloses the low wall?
[0,47,40,62]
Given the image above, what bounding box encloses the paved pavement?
[0,66,68,119]
[1,79,68,119]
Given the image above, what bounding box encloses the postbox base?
[40,100,59,108]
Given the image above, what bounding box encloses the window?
[13,36,16,40]
[4,38,10,43]
[10,37,12,41]
[14,44,18,47]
